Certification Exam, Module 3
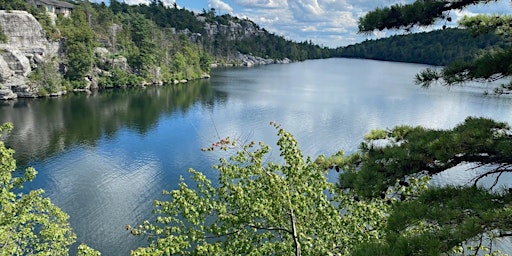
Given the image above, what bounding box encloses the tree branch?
[289,209,301,256]
[470,164,512,188]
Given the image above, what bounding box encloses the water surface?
[1,58,511,254]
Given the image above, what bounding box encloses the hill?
[333,28,508,66]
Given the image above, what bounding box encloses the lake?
[1,58,512,255]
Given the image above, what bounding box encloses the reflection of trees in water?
[0,81,228,167]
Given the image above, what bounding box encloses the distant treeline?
[333,28,508,66]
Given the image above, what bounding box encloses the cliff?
[188,16,291,66]
[0,6,300,100]
[0,10,60,100]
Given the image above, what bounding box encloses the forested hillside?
[334,28,508,66]
[0,0,330,97]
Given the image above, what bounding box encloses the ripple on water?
[42,146,160,253]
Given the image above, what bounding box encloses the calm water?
[1,58,512,254]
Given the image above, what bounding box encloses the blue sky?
[90,0,512,48]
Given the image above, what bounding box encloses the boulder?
[0,56,14,81]
[1,47,31,76]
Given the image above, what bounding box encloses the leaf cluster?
[358,0,499,32]
[338,117,512,198]
[352,186,512,255]
[0,123,100,255]
[129,124,390,255]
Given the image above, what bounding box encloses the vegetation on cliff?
[1,0,332,95]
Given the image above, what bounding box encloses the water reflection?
[0,80,227,167]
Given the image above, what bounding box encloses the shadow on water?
[0,80,227,168]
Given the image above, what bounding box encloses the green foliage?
[352,186,512,255]
[32,9,57,40]
[0,123,100,255]
[335,117,512,255]
[236,35,331,61]
[358,0,512,92]
[461,14,512,38]
[133,1,204,33]
[29,58,64,96]
[338,117,512,198]
[78,244,102,256]
[0,0,31,11]
[57,6,96,85]
[124,13,157,76]
[129,123,390,255]
[335,28,506,66]
[98,67,143,88]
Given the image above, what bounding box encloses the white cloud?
[288,0,325,21]
[209,0,234,13]
[257,16,280,24]
[235,0,287,9]
[301,26,317,32]
[122,0,149,5]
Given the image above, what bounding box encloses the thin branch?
[489,171,503,191]
[470,164,512,187]
[471,233,485,256]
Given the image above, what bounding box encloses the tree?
[126,13,157,77]
[358,0,512,94]
[335,117,512,254]
[0,123,99,255]
[58,5,96,87]
[129,123,391,255]
[0,0,31,11]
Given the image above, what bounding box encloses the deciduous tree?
[129,123,391,255]
[0,123,99,255]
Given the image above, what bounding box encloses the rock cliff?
[196,17,290,66]
[0,10,59,100]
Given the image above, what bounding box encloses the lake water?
[1,58,512,255]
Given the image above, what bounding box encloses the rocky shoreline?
[0,11,291,100]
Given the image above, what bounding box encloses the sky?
[90,0,512,48]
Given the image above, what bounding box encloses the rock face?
[199,18,290,67]
[0,10,59,100]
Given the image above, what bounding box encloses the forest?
[334,28,508,66]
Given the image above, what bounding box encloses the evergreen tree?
[58,5,96,88]
[336,118,512,255]
[358,0,512,94]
